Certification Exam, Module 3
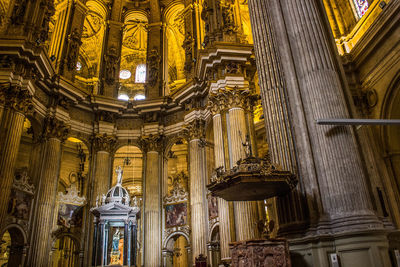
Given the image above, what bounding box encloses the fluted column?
[0,85,32,228]
[140,135,162,267]
[91,133,117,203]
[208,99,232,261]
[212,88,259,241]
[187,119,208,262]
[248,0,309,234]
[227,104,259,241]
[266,0,378,230]
[29,116,69,266]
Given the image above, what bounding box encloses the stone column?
[140,135,162,267]
[187,119,208,262]
[211,87,259,241]
[0,85,32,228]
[90,133,117,203]
[208,98,232,261]
[248,0,309,235]
[274,0,380,230]
[29,116,69,266]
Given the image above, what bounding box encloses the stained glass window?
[135,64,146,83]
[353,0,369,18]
[119,70,131,80]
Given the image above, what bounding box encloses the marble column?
[187,119,208,262]
[0,86,32,228]
[140,135,162,267]
[208,99,233,261]
[91,133,117,203]
[248,0,309,234]
[29,116,69,266]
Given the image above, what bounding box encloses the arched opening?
[112,144,143,266]
[0,227,26,267]
[164,3,186,93]
[209,225,221,267]
[50,235,80,267]
[164,234,190,267]
[118,11,148,101]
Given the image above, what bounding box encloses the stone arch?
[0,224,28,267]
[163,231,191,249]
[50,233,81,267]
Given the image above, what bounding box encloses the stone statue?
[112,229,120,252]
[116,166,123,185]
[240,131,252,158]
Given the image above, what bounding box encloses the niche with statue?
[90,167,140,266]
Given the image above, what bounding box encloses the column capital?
[1,85,33,113]
[91,133,117,153]
[209,87,256,113]
[41,116,70,142]
[138,134,164,153]
[185,119,206,141]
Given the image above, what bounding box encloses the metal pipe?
[316,119,400,125]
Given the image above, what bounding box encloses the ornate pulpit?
[90,167,140,267]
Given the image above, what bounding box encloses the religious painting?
[165,203,187,228]
[208,195,218,219]
[57,203,83,228]
[7,189,32,220]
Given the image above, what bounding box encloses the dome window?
[133,94,146,101]
[119,69,131,80]
[118,94,129,101]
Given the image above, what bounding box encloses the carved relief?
[147,48,160,87]
[1,85,33,113]
[38,1,55,44]
[138,134,164,152]
[66,28,82,71]
[42,116,70,142]
[182,32,195,74]
[10,0,28,25]
[185,119,206,141]
[104,46,120,85]
[220,0,237,34]
[91,133,117,153]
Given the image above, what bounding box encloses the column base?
[289,229,393,267]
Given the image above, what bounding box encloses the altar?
[91,167,140,267]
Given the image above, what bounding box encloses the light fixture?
[118,94,130,101]
[133,94,146,101]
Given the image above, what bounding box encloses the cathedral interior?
[0,0,399,266]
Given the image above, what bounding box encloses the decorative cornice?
[138,134,164,153]
[91,133,117,153]
[41,116,70,142]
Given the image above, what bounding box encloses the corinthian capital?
[185,119,206,141]
[208,87,256,113]
[41,116,70,142]
[138,134,164,153]
[91,133,117,153]
[1,85,33,113]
